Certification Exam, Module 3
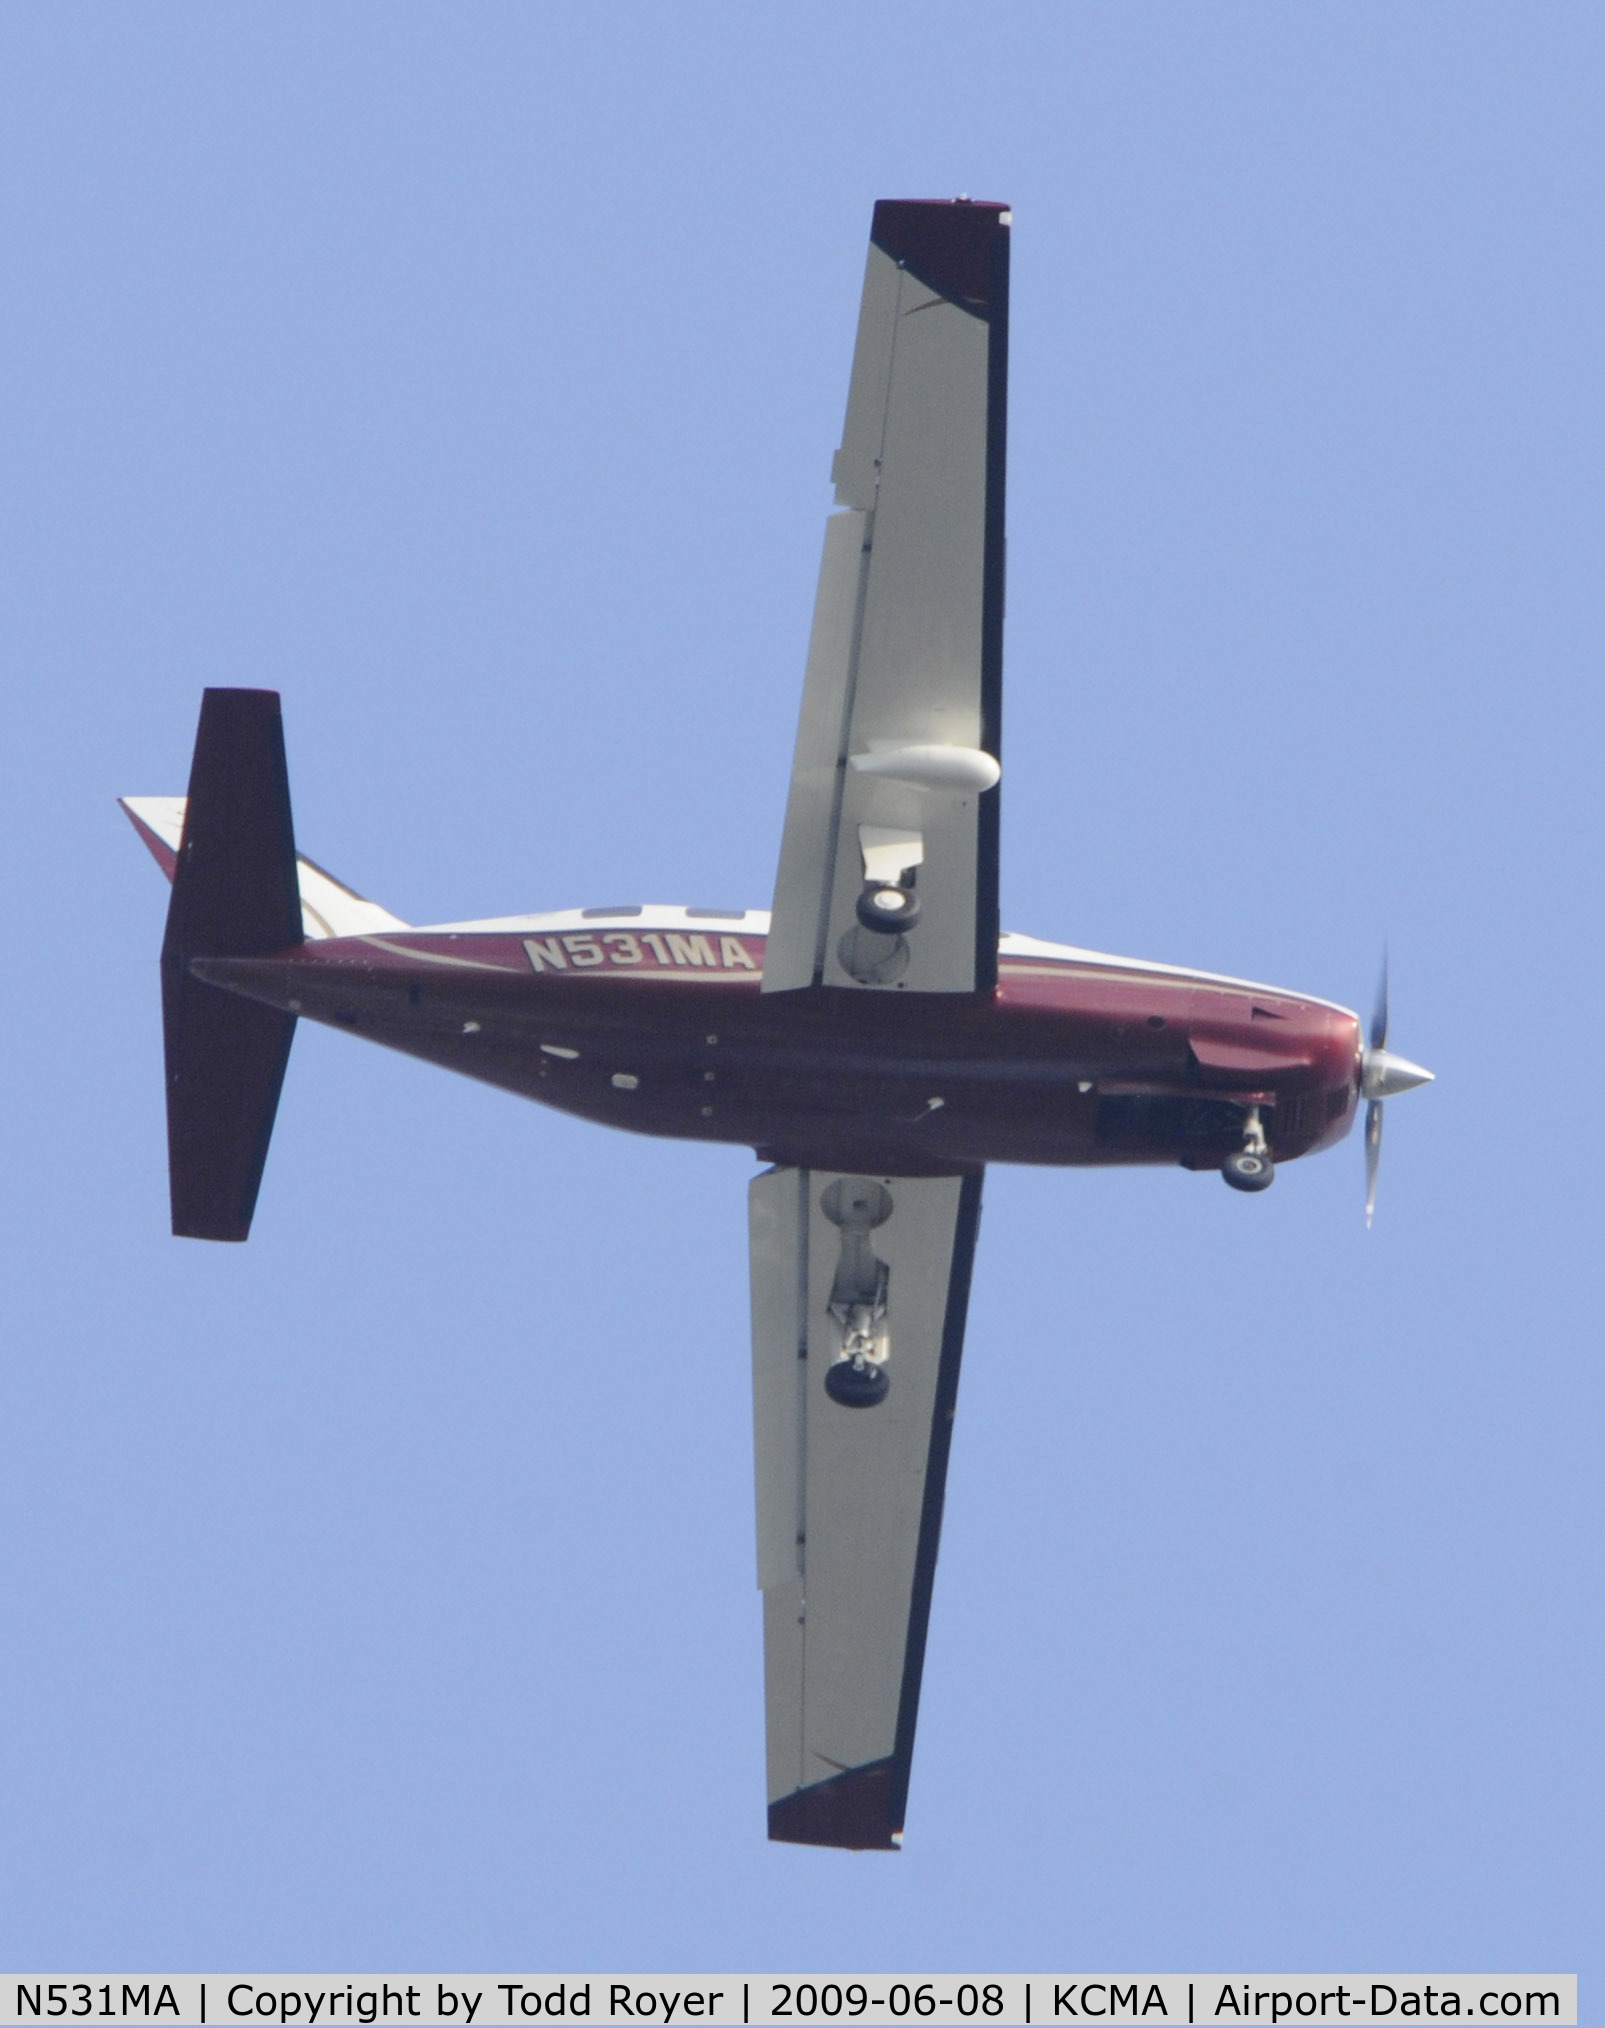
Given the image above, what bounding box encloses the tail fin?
[160,689,302,1242]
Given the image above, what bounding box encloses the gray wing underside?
[763,201,1009,998]
[748,1164,983,1849]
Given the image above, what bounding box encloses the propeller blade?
[1364,1097,1383,1227]
[1369,951,1389,1055]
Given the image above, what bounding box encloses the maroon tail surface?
[160,689,302,1242]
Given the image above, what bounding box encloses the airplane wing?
[763,198,1010,997]
[749,1164,983,1848]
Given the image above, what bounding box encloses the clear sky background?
[2,0,1600,1981]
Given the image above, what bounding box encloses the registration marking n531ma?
[522,932,758,974]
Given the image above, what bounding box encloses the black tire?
[1222,1148,1275,1193]
[855,883,921,934]
[825,1357,890,1408]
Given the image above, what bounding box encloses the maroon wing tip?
[870,197,1010,315]
[767,1759,902,1850]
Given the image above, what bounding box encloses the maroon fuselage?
[197,924,1362,1178]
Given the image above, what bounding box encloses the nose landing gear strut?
[1222,1105,1275,1193]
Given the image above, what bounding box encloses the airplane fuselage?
[197,907,1361,1178]
[125,193,1432,1854]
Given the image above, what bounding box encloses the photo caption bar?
[0,1978,1576,2028]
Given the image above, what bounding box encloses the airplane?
[122,197,1432,1853]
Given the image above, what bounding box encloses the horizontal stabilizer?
[121,795,408,938]
[160,689,302,1242]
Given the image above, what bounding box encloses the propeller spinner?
[1360,956,1433,1225]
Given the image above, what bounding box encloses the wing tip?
[767,1758,903,1851]
[870,198,1010,315]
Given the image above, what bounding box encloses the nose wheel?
[1222,1106,1275,1193]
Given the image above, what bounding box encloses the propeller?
[1360,952,1433,1226]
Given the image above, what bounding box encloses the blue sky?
[2,0,1601,1978]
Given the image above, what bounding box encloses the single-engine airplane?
[123,198,1431,1852]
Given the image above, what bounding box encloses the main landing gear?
[856,879,921,933]
[822,1177,894,1408]
[1222,1106,1275,1193]
[824,1321,891,1407]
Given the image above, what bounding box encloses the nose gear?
[1222,1105,1275,1193]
